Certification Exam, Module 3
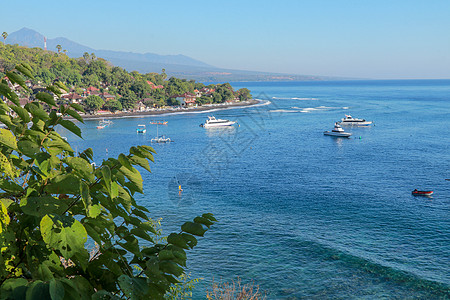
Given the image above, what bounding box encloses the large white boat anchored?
[200,116,236,128]
[324,123,352,137]
[339,115,372,126]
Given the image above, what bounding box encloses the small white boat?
[339,115,372,126]
[200,116,236,128]
[136,124,146,133]
[151,135,172,143]
[324,123,352,137]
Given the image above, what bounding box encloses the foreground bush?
[0,63,216,299]
[206,277,266,300]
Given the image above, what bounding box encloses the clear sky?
[3,0,450,79]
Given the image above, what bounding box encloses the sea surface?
[65,80,450,299]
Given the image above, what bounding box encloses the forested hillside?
[0,43,251,112]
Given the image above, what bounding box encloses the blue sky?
[3,0,450,79]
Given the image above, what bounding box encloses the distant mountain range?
[5,27,339,82]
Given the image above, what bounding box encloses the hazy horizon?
[3,0,450,79]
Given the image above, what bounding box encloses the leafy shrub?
[0,63,216,299]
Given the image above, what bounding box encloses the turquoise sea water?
[65,80,450,299]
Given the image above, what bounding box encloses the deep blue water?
[65,80,450,299]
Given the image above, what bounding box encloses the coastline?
[76,99,260,121]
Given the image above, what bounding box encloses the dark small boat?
[412,190,433,196]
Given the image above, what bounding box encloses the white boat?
[136,124,146,133]
[150,123,171,143]
[151,135,172,143]
[324,123,352,137]
[200,116,236,128]
[338,115,372,126]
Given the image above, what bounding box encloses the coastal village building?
[62,93,83,103]
[172,92,197,107]
[100,92,115,102]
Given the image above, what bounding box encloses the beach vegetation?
[0,64,216,299]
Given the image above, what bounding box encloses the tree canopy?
[0,43,252,113]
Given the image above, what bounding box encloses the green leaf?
[15,64,34,79]
[40,214,88,258]
[202,213,218,222]
[20,196,68,217]
[65,108,84,123]
[18,138,41,157]
[0,128,18,150]
[88,204,102,218]
[26,281,51,300]
[11,105,30,123]
[140,145,157,154]
[6,71,28,91]
[118,153,133,171]
[49,279,65,300]
[65,157,95,182]
[159,261,184,277]
[0,82,20,106]
[54,81,69,93]
[110,182,119,199]
[0,179,23,193]
[129,155,151,172]
[130,228,153,242]
[194,216,214,228]
[45,174,81,195]
[46,85,62,96]
[119,166,143,193]
[101,165,112,192]
[181,233,198,249]
[1,278,28,298]
[117,237,140,255]
[69,103,85,113]
[59,119,82,138]
[35,92,57,107]
[181,221,206,237]
[25,102,50,120]
[79,148,93,161]
[118,275,149,299]
[158,249,175,261]
[167,233,189,250]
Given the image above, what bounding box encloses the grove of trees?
[0,43,253,113]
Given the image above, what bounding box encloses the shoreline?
[76,99,260,121]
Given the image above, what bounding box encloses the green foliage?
[0,65,216,299]
[0,44,250,112]
[104,99,123,113]
[84,95,104,113]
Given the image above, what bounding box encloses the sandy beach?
[76,99,260,120]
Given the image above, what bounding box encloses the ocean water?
[65,80,450,299]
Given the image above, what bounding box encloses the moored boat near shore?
[339,114,372,126]
[324,123,352,137]
[200,116,236,128]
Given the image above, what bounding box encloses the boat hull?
[339,121,372,126]
[324,131,352,137]
[202,121,236,128]
[412,191,433,196]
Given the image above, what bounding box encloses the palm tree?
[83,52,90,63]
[56,44,62,53]
[91,53,96,61]
[2,32,8,43]
[63,49,67,55]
